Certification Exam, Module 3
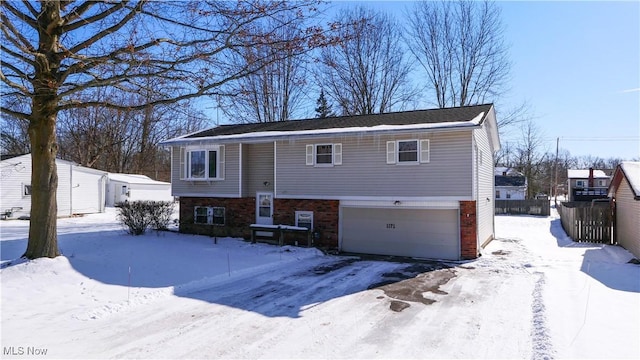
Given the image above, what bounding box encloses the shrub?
[116,201,175,235]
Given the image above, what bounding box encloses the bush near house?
[116,201,174,235]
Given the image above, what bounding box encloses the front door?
[256,192,273,225]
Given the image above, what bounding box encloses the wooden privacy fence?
[558,202,614,244]
[495,200,550,216]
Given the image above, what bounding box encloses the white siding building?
[1,154,107,219]
[106,173,173,207]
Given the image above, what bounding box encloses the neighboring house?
[567,168,610,202]
[161,104,500,261]
[0,153,107,219]
[106,173,173,207]
[494,167,527,200]
[608,162,640,259]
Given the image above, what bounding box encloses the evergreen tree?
[315,90,334,118]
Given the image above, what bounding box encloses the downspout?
[273,141,277,197]
[238,143,243,197]
[69,163,73,216]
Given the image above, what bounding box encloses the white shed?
[1,154,107,219]
[106,173,173,206]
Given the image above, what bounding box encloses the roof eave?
[160,121,483,146]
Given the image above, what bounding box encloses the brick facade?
[179,197,255,238]
[179,196,339,249]
[459,200,478,259]
[273,199,339,248]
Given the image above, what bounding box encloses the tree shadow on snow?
[549,219,640,293]
[3,228,449,318]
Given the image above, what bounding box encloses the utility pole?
[554,137,559,206]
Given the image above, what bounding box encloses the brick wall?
[179,196,340,249]
[179,197,255,238]
[273,199,339,249]
[459,200,478,259]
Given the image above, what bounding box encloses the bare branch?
[2,1,37,29]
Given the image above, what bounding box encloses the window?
[398,140,418,162]
[194,206,225,225]
[306,143,342,166]
[181,145,225,180]
[496,190,500,199]
[598,179,606,187]
[506,192,511,199]
[576,180,586,188]
[23,184,32,197]
[194,207,209,224]
[121,185,128,195]
[386,139,429,164]
[295,211,313,230]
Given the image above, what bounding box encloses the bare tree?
[0,0,335,259]
[513,120,546,198]
[317,6,416,115]
[406,0,509,108]
[219,11,313,123]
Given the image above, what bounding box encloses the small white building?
[494,167,527,200]
[1,154,107,219]
[106,173,173,207]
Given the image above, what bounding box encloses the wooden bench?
[249,224,312,247]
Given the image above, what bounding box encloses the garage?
[341,207,459,260]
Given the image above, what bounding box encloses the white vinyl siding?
[277,131,472,198]
[474,127,495,246]
[615,178,640,258]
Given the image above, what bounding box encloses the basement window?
[194,206,225,225]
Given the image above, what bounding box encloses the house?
[608,162,640,259]
[0,153,107,219]
[567,168,610,202]
[160,104,500,261]
[105,173,173,207]
[494,167,527,200]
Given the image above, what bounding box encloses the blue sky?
[498,0,639,160]
[355,1,640,160]
[207,1,639,160]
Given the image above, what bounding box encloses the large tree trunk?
[25,113,60,259]
[23,1,62,259]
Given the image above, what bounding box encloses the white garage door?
[341,207,459,260]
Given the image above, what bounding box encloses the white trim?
[161,112,485,145]
[305,144,314,165]
[238,143,243,197]
[340,199,459,210]
[333,143,342,165]
[274,141,277,197]
[276,194,472,202]
[173,193,242,198]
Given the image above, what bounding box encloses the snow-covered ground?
[1,207,639,359]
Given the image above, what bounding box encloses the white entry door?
[256,192,273,225]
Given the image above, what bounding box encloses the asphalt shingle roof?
[495,175,526,187]
[185,104,493,139]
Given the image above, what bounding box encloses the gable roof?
[161,104,497,146]
[567,169,609,179]
[495,175,527,187]
[608,162,640,200]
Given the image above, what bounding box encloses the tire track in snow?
[531,271,555,360]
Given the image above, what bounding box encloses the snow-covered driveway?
[1,209,639,359]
